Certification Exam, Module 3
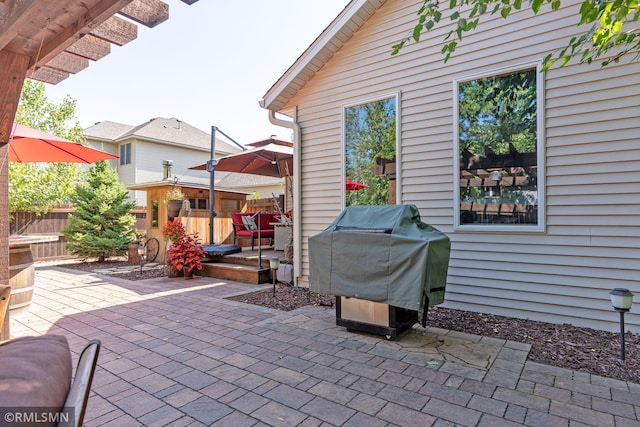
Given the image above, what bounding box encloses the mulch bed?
[56,258,640,383]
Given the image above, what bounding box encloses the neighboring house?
[259,0,640,332]
[84,117,243,206]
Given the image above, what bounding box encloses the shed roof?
[217,173,284,189]
[127,180,252,195]
[260,0,385,112]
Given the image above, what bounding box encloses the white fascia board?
[260,0,384,112]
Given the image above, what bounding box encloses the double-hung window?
[119,143,132,166]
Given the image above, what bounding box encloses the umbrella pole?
[257,211,263,269]
[208,126,217,244]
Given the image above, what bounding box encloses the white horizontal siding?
[119,139,211,206]
[283,0,640,332]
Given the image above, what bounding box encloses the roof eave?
[260,0,385,112]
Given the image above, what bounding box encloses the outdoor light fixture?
[270,256,280,297]
[489,170,503,196]
[610,288,634,360]
[138,243,145,275]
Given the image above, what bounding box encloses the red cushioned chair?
[232,212,275,250]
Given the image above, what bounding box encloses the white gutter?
[266,109,302,286]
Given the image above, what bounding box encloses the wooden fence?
[10,205,147,260]
[11,196,283,260]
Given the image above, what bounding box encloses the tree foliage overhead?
[10,80,84,214]
[459,69,537,155]
[15,80,85,142]
[392,0,640,69]
[62,161,136,261]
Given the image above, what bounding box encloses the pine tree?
[63,161,136,261]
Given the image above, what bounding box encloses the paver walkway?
[10,265,640,426]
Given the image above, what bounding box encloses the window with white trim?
[119,143,131,166]
[344,96,397,206]
[454,66,544,230]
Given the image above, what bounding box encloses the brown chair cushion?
[0,335,72,420]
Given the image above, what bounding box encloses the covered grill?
[309,205,450,339]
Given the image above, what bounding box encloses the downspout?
[266,109,302,286]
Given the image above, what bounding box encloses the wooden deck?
[200,246,289,284]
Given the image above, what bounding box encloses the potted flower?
[165,232,205,278]
[166,188,184,218]
[162,219,186,243]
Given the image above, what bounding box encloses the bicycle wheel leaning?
[144,237,160,263]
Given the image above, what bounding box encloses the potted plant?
[162,219,186,244]
[166,232,205,278]
[162,220,186,277]
[166,188,184,218]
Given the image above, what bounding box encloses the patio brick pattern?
[9,265,640,426]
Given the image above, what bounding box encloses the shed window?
[454,65,544,231]
[189,198,208,210]
[151,199,158,228]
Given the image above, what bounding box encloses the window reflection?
[151,199,158,228]
[344,97,397,206]
[457,69,539,226]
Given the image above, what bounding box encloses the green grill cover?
[309,205,450,311]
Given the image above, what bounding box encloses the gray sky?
[46,0,349,146]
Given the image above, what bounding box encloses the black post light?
[609,288,634,361]
[137,242,145,275]
[270,256,280,297]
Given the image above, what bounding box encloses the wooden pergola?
[0,0,198,338]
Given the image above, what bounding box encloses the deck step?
[205,254,272,268]
[200,262,271,284]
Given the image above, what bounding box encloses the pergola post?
[0,50,30,340]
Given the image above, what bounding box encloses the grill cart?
[309,205,450,339]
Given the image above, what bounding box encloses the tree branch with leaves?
[10,80,84,215]
[392,0,639,69]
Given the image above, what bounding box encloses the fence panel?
[10,206,146,260]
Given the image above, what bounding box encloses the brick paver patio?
[10,265,640,426]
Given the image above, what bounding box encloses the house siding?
[280,0,640,331]
[135,139,210,186]
[115,139,211,206]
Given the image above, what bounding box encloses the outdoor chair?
[0,335,101,427]
[61,339,101,427]
[231,212,276,250]
[0,285,11,333]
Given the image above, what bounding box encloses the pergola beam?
[119,0,169,28]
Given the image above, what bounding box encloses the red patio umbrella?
[346,179,368,191]
[189,143,293,178]
[9,122,119,163]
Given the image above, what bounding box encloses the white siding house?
[84,117,243,206]
[260,0,640,332]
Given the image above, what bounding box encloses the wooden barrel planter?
[8,244,35,314]
[8,235,59,314]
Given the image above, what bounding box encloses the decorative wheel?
[144,238,160,263]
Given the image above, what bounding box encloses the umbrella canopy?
[346,179,368,191]
[190,143,293,178]
[9,122,119,163]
